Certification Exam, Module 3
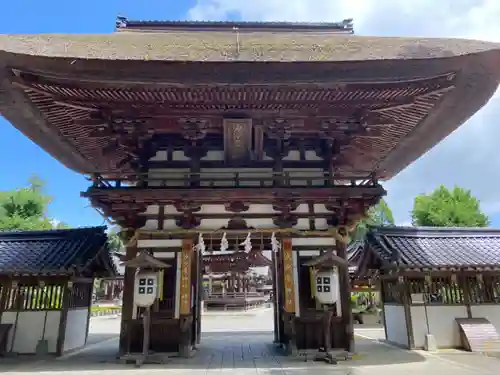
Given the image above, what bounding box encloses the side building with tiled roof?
[353,226,500,352]
[0,226,116,356]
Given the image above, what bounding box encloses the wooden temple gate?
[2,16,500,360]
[111,224,372,356]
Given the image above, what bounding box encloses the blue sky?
[0,1,199,227]
[1,0,499,228]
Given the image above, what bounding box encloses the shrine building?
[1,17,500,359]
[354,226,500,352]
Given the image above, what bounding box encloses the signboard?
[282,238,295,313]
[179,239,193,315]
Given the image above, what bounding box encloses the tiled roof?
[347,240,365,274]
[366,226,500,269]
[0,226,116,276]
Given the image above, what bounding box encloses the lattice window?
[407,276,464,305]
[467,275,500,304]
[68,282,92,308]
[381,279,403,303]
[5,284,64,311]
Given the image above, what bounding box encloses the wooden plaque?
[282,238,296,313]
[179,239,193,315]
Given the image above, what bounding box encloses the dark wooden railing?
[382,275,500,305]
[89,171,379,189]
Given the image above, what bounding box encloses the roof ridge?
[370,225,500,236]
[115,16,354,33]
[366,226,500,269]
[0,226,107,238]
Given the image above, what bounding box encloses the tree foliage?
[411,185,489,227]
[107,227,124,252]
[351,199,395,241]
[0,175,69,230]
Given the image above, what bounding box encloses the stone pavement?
[2,309,500,374]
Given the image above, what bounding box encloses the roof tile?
[367,226,500,268]
[0,226,116,276]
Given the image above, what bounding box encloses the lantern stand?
[120,252,171,367]
[303,251,350,364]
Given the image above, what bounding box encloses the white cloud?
[188,0,500,224]
[50,218,61,228]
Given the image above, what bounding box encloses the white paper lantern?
[315,269,339,304]
[134,272,158,307]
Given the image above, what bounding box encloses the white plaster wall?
[410,305,467,348]
[140,203,334,231]
[305,150,322,160]
[197,168,274,187]
[172,151,189,160]
[298,250,321,256]
[149,150,167,161]
[148,168,190,187]
[384,305,408,347]
[292,238,335,246]
[145,205,160,214]
[137,239,183,248]
[1,310,61,354]
[283,168,325,186]
[471,305,500,334]
[199,219,230,229]
[63,308,89,353]
[154,252,176,259]
[201,151,224,161]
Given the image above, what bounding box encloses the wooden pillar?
[336,238,354,353]
[271,250,279,343]
[282,238,297,354]
[56,281,72,356]
[179,238,193,357]
[460,273,473,318]
[400,276,415,349]
[118,230,138,356]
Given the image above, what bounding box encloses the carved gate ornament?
[179,118,210,141]
[264,118,302,140]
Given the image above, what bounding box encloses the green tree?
[351,199,395,241]
[0,175,69,230]
[107,227,124,252]
[411,185,489,227]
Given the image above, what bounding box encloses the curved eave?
[0,34,500,177]
[0,34,499,62]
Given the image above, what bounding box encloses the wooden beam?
[139,212,335,220]
[148,159,328,169]
[83,186,385,203]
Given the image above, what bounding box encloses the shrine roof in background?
[203,250,271,273]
